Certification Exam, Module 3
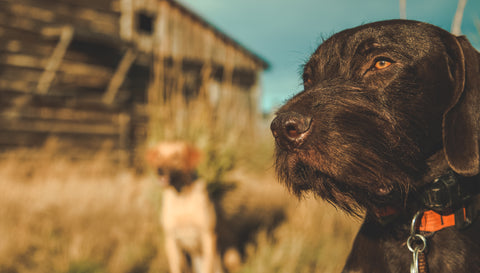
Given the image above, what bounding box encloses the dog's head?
[271,20,480,214]
[146,141,202,190]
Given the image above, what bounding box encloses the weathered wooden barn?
[0,0,268,165]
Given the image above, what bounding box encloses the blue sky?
[177,0,480,113]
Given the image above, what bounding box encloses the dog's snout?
[271,112,312,147]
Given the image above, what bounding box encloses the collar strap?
[375,169,479,227]
[421,170,476,212]
[418,170,478,231]
[418,208,466,232]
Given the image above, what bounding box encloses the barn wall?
[0,0,267,166]
[120,0,265,69]
[0,0,135,163]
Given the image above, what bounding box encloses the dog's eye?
[374,59,392,70]
[303,74,313,87]
[364,57,394,76]
[304,78,312,87]
[303,68,313,87]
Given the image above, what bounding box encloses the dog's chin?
[276,155,402,216]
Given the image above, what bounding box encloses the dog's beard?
[274,123,425,215]
[275,148,417,215]
[279,157,363,214]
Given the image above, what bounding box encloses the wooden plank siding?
[0,0,268,167]
[119,0,266,70]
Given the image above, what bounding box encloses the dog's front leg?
[201,231,218,273]
[165,235,183,273]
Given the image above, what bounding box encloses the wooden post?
[146,0,169,142]
[149,1,169,104]
[451,0,468,35]
[222,44,235,106]
[37,25,74,94]
[102,48,137,104]
[399,0,407,19]
[119,0,134,41]
[199,61,212,99]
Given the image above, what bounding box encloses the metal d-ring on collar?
[407,211,427,273]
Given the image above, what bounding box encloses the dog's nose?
[271,112,312,147]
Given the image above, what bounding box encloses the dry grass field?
[0,148,167,273]
[0,137,359,273]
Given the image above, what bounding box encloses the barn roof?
[167,0,269,70]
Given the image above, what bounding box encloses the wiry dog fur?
[271,20,480,272]
[146,142,223,273]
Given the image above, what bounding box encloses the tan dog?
[146,141,223,273]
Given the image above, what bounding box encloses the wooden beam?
[1,51,113,79]
[0,131,47,146]
[0,79,36,93]
[36,25,74,94]
[102,48,137,104]
[0,118,120,135]
[3,106,124,124]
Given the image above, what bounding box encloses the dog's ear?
[443,35,480,176]
[185,145,202,171]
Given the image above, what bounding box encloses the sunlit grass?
[0,149,168,273]
[0,145,359,273]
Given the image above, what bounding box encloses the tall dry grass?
[239,198,360,273]
[225,170,360,273]
[0,144,359,273]
[0,147,169,273]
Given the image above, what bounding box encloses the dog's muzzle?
[271,111,312,149]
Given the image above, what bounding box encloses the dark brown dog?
[271,20,479,273]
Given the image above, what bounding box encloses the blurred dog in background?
[146,141,224,273]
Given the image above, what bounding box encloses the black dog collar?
[420,170,479,230]
[375,169,479,229]
[421,170,476,212]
